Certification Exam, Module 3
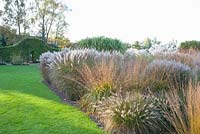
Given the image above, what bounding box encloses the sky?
[0,0,200,43]
[65,0,200,43]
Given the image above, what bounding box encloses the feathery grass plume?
[39,51,58,82]
[39,48,70,82]
[154,52,194,68]
[48,49,99,100]
[154,51,200,80]
[125,48,151,56]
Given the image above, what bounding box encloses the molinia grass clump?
[163,81,200,134]
[76,51,124,111]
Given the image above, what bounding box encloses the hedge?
[0,37,58,63]
[179,40,200,50]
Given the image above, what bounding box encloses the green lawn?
[0,65,103,134]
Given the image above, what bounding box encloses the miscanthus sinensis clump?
[145,60,192,92]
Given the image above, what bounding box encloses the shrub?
[179,41,200,50]
[144,60,192,92]
[76,36,127,53]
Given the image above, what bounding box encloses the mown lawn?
[0,65,103,134]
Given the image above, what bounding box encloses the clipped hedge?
[0,37,58,63]
[76,36,127,53]
[179,40,200,50]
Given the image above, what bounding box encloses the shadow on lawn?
[0,65,60,102]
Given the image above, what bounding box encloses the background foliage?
[0,37,57,63]
[180,41,200,50]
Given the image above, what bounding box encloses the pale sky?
[65,0,200,43]
[1,0,200,43]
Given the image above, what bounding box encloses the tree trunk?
[46,16,54,43]
[42,14,45,42]
[16,0,21,36]
[17,21,21,36]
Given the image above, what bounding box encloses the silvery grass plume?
[149,42,178,55]
[50,49,98,67]
[39,48,70,67]
[146,60,191,73]
[154,52,200,79]
[39,51,56,66]
[49,48,124,69]
[125,48,150,57]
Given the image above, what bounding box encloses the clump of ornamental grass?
[113,96,159,134]
[163,81,200,134]
[154,52,194,68]
[39,49,70,83]
[48,49,100,101]
[39,51,57,83]
[76,36,127,53]
[76,52,124,112]
[188,82,200,134]
[155,51,200,81]
[144,60,192,93]
[163,86,188,134]
[122,56,151,91]
[95,91,170,134]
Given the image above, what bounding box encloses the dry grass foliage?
[164,81,200,134]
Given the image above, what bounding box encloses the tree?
[131,41,142,49]
[0,10,3,17]
[55,14,68,41]
[131,38,161,50]
[3,0,26,36]
[52,8,69,46]
[0,25,17,45]
[143,38,152,49]
[33,0,68,42]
